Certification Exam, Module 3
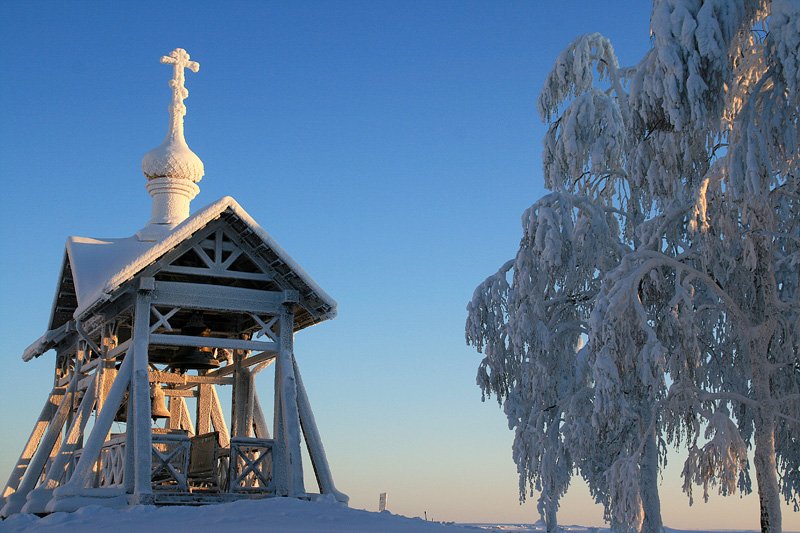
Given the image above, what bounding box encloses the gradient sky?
[0,1,797,530]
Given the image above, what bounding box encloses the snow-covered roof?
[26,196,336,361]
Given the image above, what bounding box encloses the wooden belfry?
[1,48,347,516]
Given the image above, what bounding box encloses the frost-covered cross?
[160,48,200,141]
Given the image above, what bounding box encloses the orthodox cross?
[160,48,200,142]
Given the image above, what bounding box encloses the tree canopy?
[466,2,799,532]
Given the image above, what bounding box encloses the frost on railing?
[228,437,274,492]
[98,438,125,488]
[93,434,191,491]
[151,434,191,492]
[72,434,274,495]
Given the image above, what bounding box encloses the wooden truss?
[1,223,346,515]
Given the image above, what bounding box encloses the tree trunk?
[753,368,782,533]
[748,238,782,533]
[544,499,557,533]
[639,428,663,533]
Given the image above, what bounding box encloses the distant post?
[378,492,387,512]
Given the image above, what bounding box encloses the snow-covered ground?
[0,498,771,533]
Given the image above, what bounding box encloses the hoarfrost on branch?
[467,2,799,532]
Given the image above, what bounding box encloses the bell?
[151,385,171,420]
[114,387,170,421]
[171,313,220,371]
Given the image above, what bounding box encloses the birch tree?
[466,191,624,532]
[467,1,799,532]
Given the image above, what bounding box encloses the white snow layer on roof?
[66,196,337,320]
[67,235,155,315]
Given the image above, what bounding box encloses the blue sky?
[0,1,797,529]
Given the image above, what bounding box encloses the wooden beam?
[104,339,132,361]
[53,339,131,383]
[97,367,116,425]
[148,370,233,386]
[80,357,103,373]
[196,385,212,435]
[163,389,197,398]
[75,324,103,359]
[168,396,195,435]
[152,281,288,315]
[78,374,95,391]
[131,293,153,502]
[149,333,277,353]
[232,364,251,438]
[0,373,78,515]
[179,397,195,436]
[161,265,273,281]
[294,357,348,503]
[1,389,62,501]
[275,305,304,497]
[206,352,276,378]
[251,358,275,375]
[209,386,230,448]
[37,380,98,493]
[252,393,271,439]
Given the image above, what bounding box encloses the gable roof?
[28,196,336,360]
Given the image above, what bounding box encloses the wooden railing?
[86,433,272,495]
[150,433,190,492]
[97,435,126,488]
[93,432,191,491]
[228,437,273,492]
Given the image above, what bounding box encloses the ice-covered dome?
[142,134,204,183]
[138,48,204,241]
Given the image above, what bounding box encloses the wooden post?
[168,396,183,430]
[245,370,255,438]
[46,345,133,512]
[0,389,62,503]
[124,385,135,494]
[232,362,253,438]
[276,304,304,497]
[168,396,196,435]
[0,374,77,516]
[41,380,98,490]
[293,358,348,503]
[91,328,112,487]
[209,386,230,447]
[271,347,286,495]
[21,380,98,513]
[252,394,271,439]
[61,344,86,468]
[96,326,117,416]
[179,397,196,436]
[131,289,153,503]
[231,353,244,437]
[196,384,212,435]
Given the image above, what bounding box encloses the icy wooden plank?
[149,333,276,353]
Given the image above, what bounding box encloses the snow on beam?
[149,334,277,352]
[206,351,276,377]
[151,281,292,315]
[21,322,74,362]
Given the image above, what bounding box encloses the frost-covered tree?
[466,192,624,532]
[467,29,664,531]
[630,2,799,531]
[467,1,799,532]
